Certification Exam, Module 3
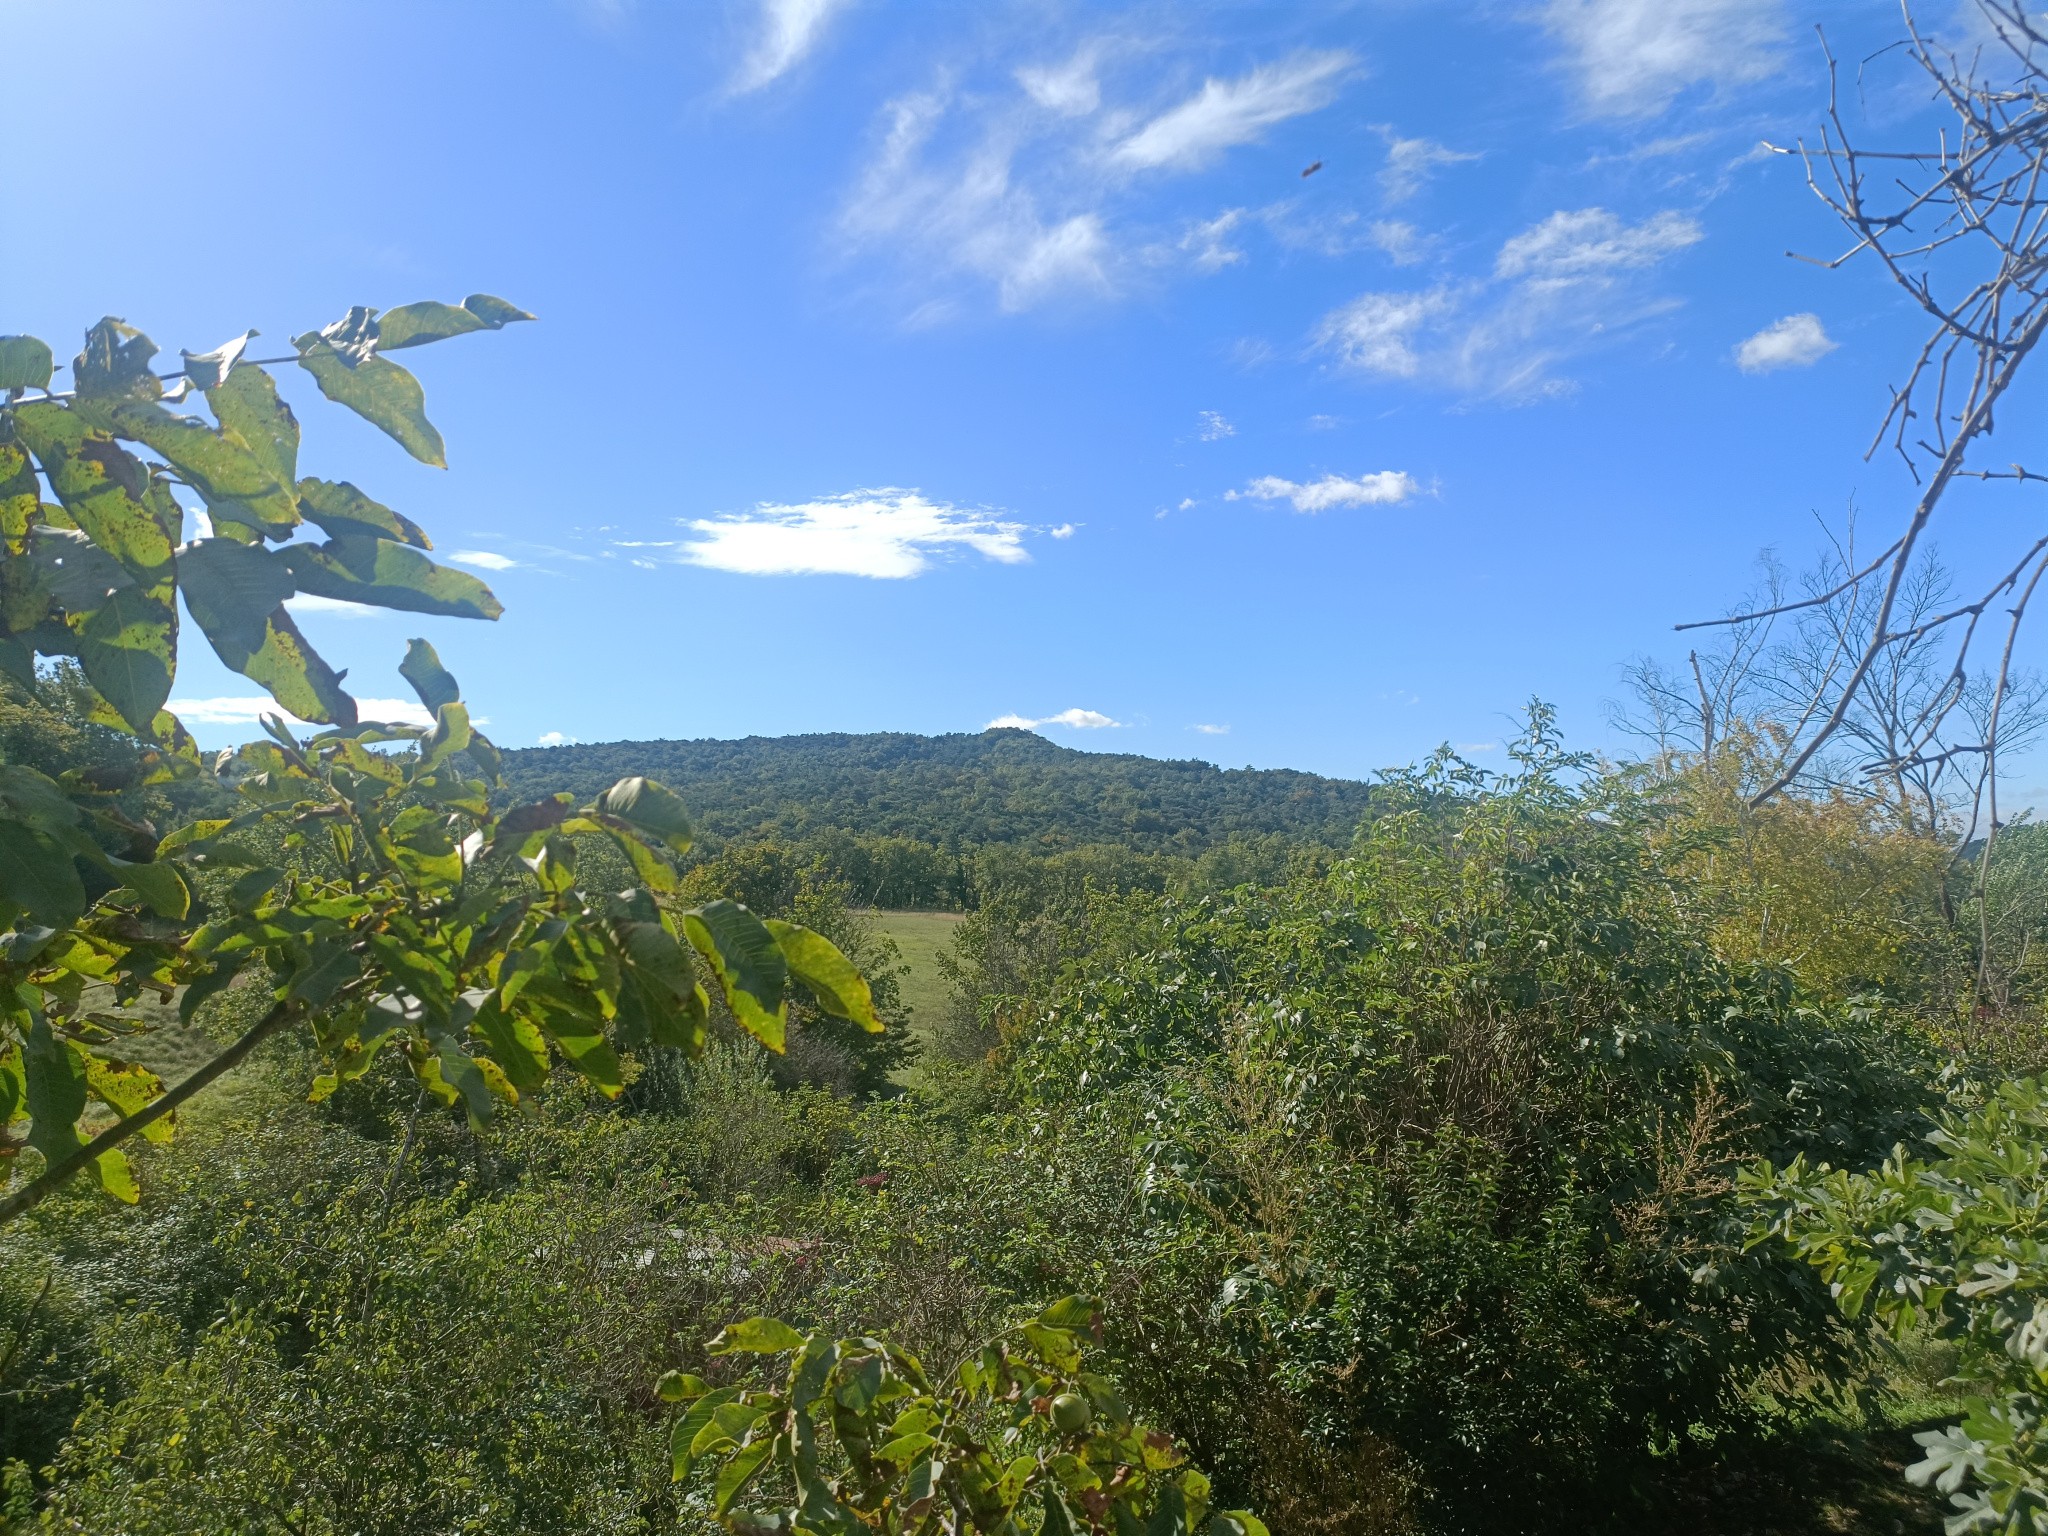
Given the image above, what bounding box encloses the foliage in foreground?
[667,1300,1266,1536]
[1749,1077,2048,1534]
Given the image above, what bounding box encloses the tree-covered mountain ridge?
[501,727,1376,853]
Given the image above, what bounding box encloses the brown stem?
[0,997,300,1225]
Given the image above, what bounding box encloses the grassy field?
[868,909,965,1037]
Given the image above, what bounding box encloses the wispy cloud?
[448,549,519,572]
[1540,0,1787,118]
[1377,129,1477,203]
[733,0,850,93]
[1197,410,1236,441]
[1316,207,1703,399]
[1049,522,1077,539]
[842,47,1356,315]
[1181,208,1248,272]
[987,707,1122,730]
[1734,312,1837,372]
[1111,52,1356,172]
[1227,471,1421,512]
[171,696,434,729]
[1191,722,1231,735]
[626,488,1032,579]
[1494,207,1701,278]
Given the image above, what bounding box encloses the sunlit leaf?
[293,334,446,466]
[72,317,160,401]
[0,335,54,392]
[597,776,694,853]
[766,920,881,1032]
[711,1317,808,1356]
[205,364,302,536]
[295,477,429,548]
[179,538,356,725]
[11,404,175,578]
[73,586,176,732]
[684,900,787,1052]
[281,537,501,619]
[180,330,255,391]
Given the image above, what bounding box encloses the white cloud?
[1017,45,1102,116]
[1049,523,1076,539]
[1541,0,1787,118]
[1306,414,1339,430]
[843,88,1113,313]
[734,0,850,93]
[1317,207,1703,399]
[1494,208,1702,279]
[1181,208,1247,272]
[843,46,1353,316]
[987,707,1122,731]
[1197,410,1236,441]
[284,593,383,619]
[1734,312,1837,373]
[448,549,518,572]
[1113,52,1355,172]
[1191,722,1231,735]
[1368,219,1429,266]
[1378,131,1477,203]
[537,730,573,747]
[170,696,434,729]
[1315,289,1456,379]
[637,488,1031,579]
[1227,471,1421,512]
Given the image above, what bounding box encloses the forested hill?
[500,728,1376,853]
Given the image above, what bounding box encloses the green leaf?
[656,1371,712,1404]
[294,336,446,466]
[714,1437,776,1516]
[74,586,176,732]
[0,434,39,545]
[179,538,356,725]
[1035,1296,1098,1330]
[281,537,501,620]
[205,364,302,536]
[109,857,190,920]
[375,294,534,350]
[97,400,292,531]
[420,702,473,771]
[671,1387,744,1482]
[11,404,175,578]
[597,776,694,853]
[399,637,461,714]
[710,1317,807,1356]
[462,294,536,329]
[684,900,787,1052]
[766,920,881,1032]
[179,955,248,1024]
[0,336,54,392]
[295,477,429,548]
[20,1021,129,1199]
[0,823,87,926]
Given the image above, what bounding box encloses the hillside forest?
[14,10,2048,1536]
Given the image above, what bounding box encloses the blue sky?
[7,0,2038,784]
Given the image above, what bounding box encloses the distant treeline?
[502,728,1377,872]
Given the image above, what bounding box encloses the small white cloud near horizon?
[733,0,850,93]
[987,707,1122,731]
[1735,312,1837,372]
[1540,0,1787,119]
[632,488,1031,579]
[537,730,574,747]
[1112,52,1355,172]
[1198,410,1236,441]
[1228,471,1421,513]
[170,696,434,729]
[1191,722,1231,735]
[449,549,518,572]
